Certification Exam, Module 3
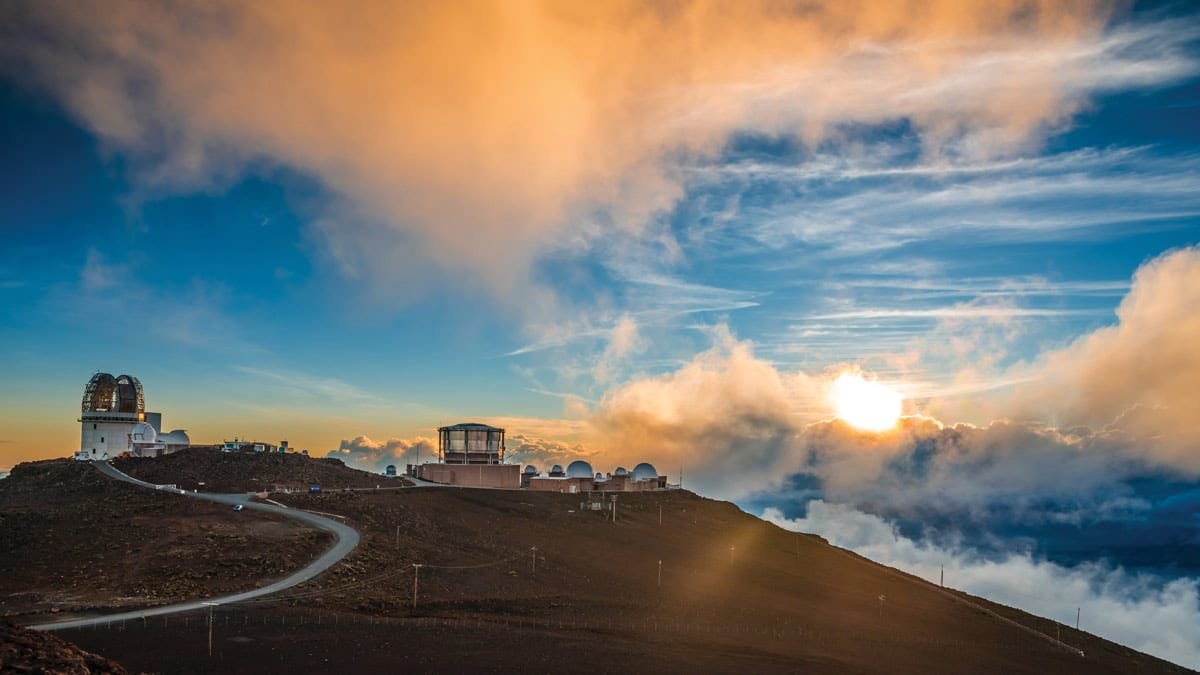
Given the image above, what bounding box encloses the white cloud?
[327,435,434,472]
[805,307,1102,321]
[694,146,1200,264]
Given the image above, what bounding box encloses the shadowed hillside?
[0,621,127,674]
[58,484,1193,673]
[0,460,330,621]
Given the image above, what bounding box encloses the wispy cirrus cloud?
[232,365,382,405]
[804,307,1103,321]
[691,146,1200,264]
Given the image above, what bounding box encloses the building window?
[100,437,104,443]
[93,423,97,429]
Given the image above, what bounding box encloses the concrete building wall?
[605,476,628,491]
[418,463,520,489]
[527,477,594,493]
[79,419,136,460]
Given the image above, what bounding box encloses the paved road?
[32,461,360,632]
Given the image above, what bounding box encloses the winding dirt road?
[31,461,360,631]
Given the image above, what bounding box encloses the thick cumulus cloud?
[586,247,1200,504]
[327,435,434,473]
[585,326,819,495]
[3,0,1187,303]
[1009,245,1200,473]
[797,417,1149,519]
[764,502,1200,669]
[581,325,1143,507]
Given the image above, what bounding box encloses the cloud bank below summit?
[764,502,1200,669]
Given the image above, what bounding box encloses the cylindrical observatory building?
[437,423,506,464]
[416,422,519,488]
[78,373,144,460]
[77,372,189,460]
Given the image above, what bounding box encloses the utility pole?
[202,602,217,658]
[611,495,618,524]
[412,564,423,609]
[1076,607,1080,631]
[530,546,537,575]
[940,565,944,588]
[657,560,662,588]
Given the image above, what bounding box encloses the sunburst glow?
[831,372,903,432]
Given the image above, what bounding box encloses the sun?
[830,372,902,432]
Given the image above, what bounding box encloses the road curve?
[32,461,360,631]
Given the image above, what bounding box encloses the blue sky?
[1,0,1199,666]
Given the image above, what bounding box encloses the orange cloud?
[1011,245,1200,472]
[2,0,1129,306]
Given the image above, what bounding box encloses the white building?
[75,373,190,460]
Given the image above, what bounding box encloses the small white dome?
[130,422,157,444]
[159,429,190,445]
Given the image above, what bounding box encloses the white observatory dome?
[614,467,628,477]
[159,429,190,446]
[565,460,593,478]
[550,464,564,475]
[523,464,538,475]
[632,462,658,480]
[130,422,157,444]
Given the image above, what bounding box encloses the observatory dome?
[565,460,593,478]
[82,373,144,415]
[158,430,190,446]
[550,464,564,475]
[632,462,658,480]
[130,422,157,444]
[523,464,538,475]
[614,467,628,477]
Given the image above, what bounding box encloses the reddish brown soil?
[114,447,400,493]
[0,620,126,674]
[59,487,1189,674]
[0,460,331,620]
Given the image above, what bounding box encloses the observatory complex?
[69,375,666,495]
[525,460,665,493]
[412,422,667,492]
[75,373,190,461]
